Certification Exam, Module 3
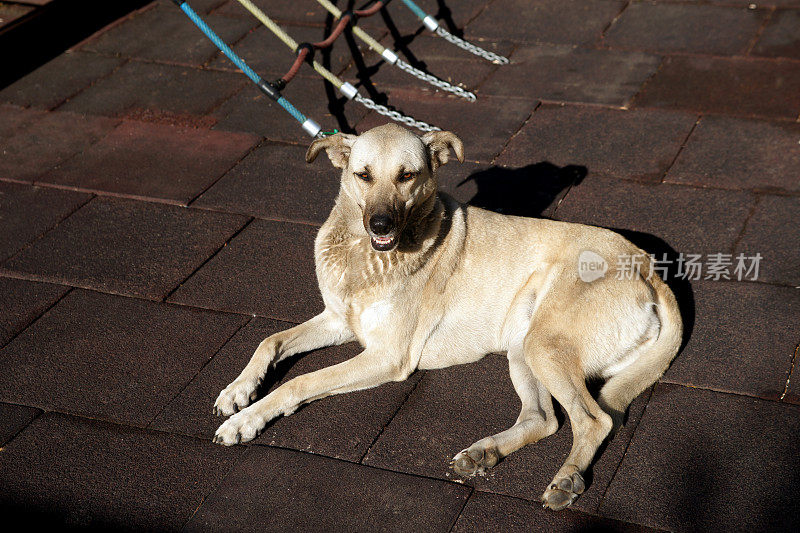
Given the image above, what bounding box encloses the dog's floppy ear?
[306,133,357,169]
[421,130,464,170]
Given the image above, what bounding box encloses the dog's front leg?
[213,349,410,445]
[214,310,354,416]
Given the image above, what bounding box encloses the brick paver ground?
[1,0,798,531]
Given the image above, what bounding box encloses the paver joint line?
[594,384,656,511]
[357,367,425,464]
[162,216,255,303]
[744,6,776,56]
[780,343,799,402]
[0,192,96,267]
[728,194,761,255]
[658,115,701,184]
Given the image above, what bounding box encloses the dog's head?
[306,124,464,252]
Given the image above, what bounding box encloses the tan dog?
[212,124,682,510]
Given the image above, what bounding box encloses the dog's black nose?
[369,214,394,235]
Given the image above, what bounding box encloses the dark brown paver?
[168,218,323,322]
[40,120,258,204]
[2,196,248,300]
[603,1,767,55]
[466,0,625,45]
[157,0,227,13]
[633,55,800,119]
[0,403,40,446]
[0,106,119,182]
[212,0,396,31]
[193,142,339,224]
[734,194,800,286]
[452,491,657,533]
[0,277,69,347]
[0,181,91,262]
[662,280,800,400]
[212,78,370,145]
[207,25,355,78]
[554,178,755,257]
[665,115,800,193]
[0,412,245,530]
[0,51,124,110]
[184,445,470,533]
[213,0,329,24]
[599,384,800,531]
[355,89,536,163]
[479,44,660,107]
[7,0,54,5]
[0,4,33,29]
[152,317,420,462]
[496,104,697,182]
[0,289,247,426]
[59,60,246,120]
[363,355,652,513]
[435,161,487,206]
[81,5,255,67]
[752,9,800,60]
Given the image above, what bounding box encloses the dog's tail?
[599,273,683,428]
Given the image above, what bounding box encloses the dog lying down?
[212,124,682,510]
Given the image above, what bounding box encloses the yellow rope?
[314,0,387,55]
[235,0,342,88]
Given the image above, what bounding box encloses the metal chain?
[394,58,477,101]
[435,27,509,65]
[354,94,441,132]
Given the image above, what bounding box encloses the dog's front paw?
[214,378,259,416]
[450,439,500,477]
[541,471,585,511]
[213,409,266,446]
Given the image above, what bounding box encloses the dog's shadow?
[453,162,587,218]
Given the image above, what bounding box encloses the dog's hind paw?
[541,472,585,511]
[213,378,259,416]
[450,440,500,477]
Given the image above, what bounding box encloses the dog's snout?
[369,214,394,235]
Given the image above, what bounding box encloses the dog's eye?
[355,171,370,182]
[398,172,415,182]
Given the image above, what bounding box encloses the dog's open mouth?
[370,234,397,251]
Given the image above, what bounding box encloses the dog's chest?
[350,296,394,342]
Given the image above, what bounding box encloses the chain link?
[435,27,509,65]
[394,58,477,101]
[354,94,441,132]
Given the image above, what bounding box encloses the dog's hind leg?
[214,310,354,416]
[451,348,559,477]
[524,327,613,511]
